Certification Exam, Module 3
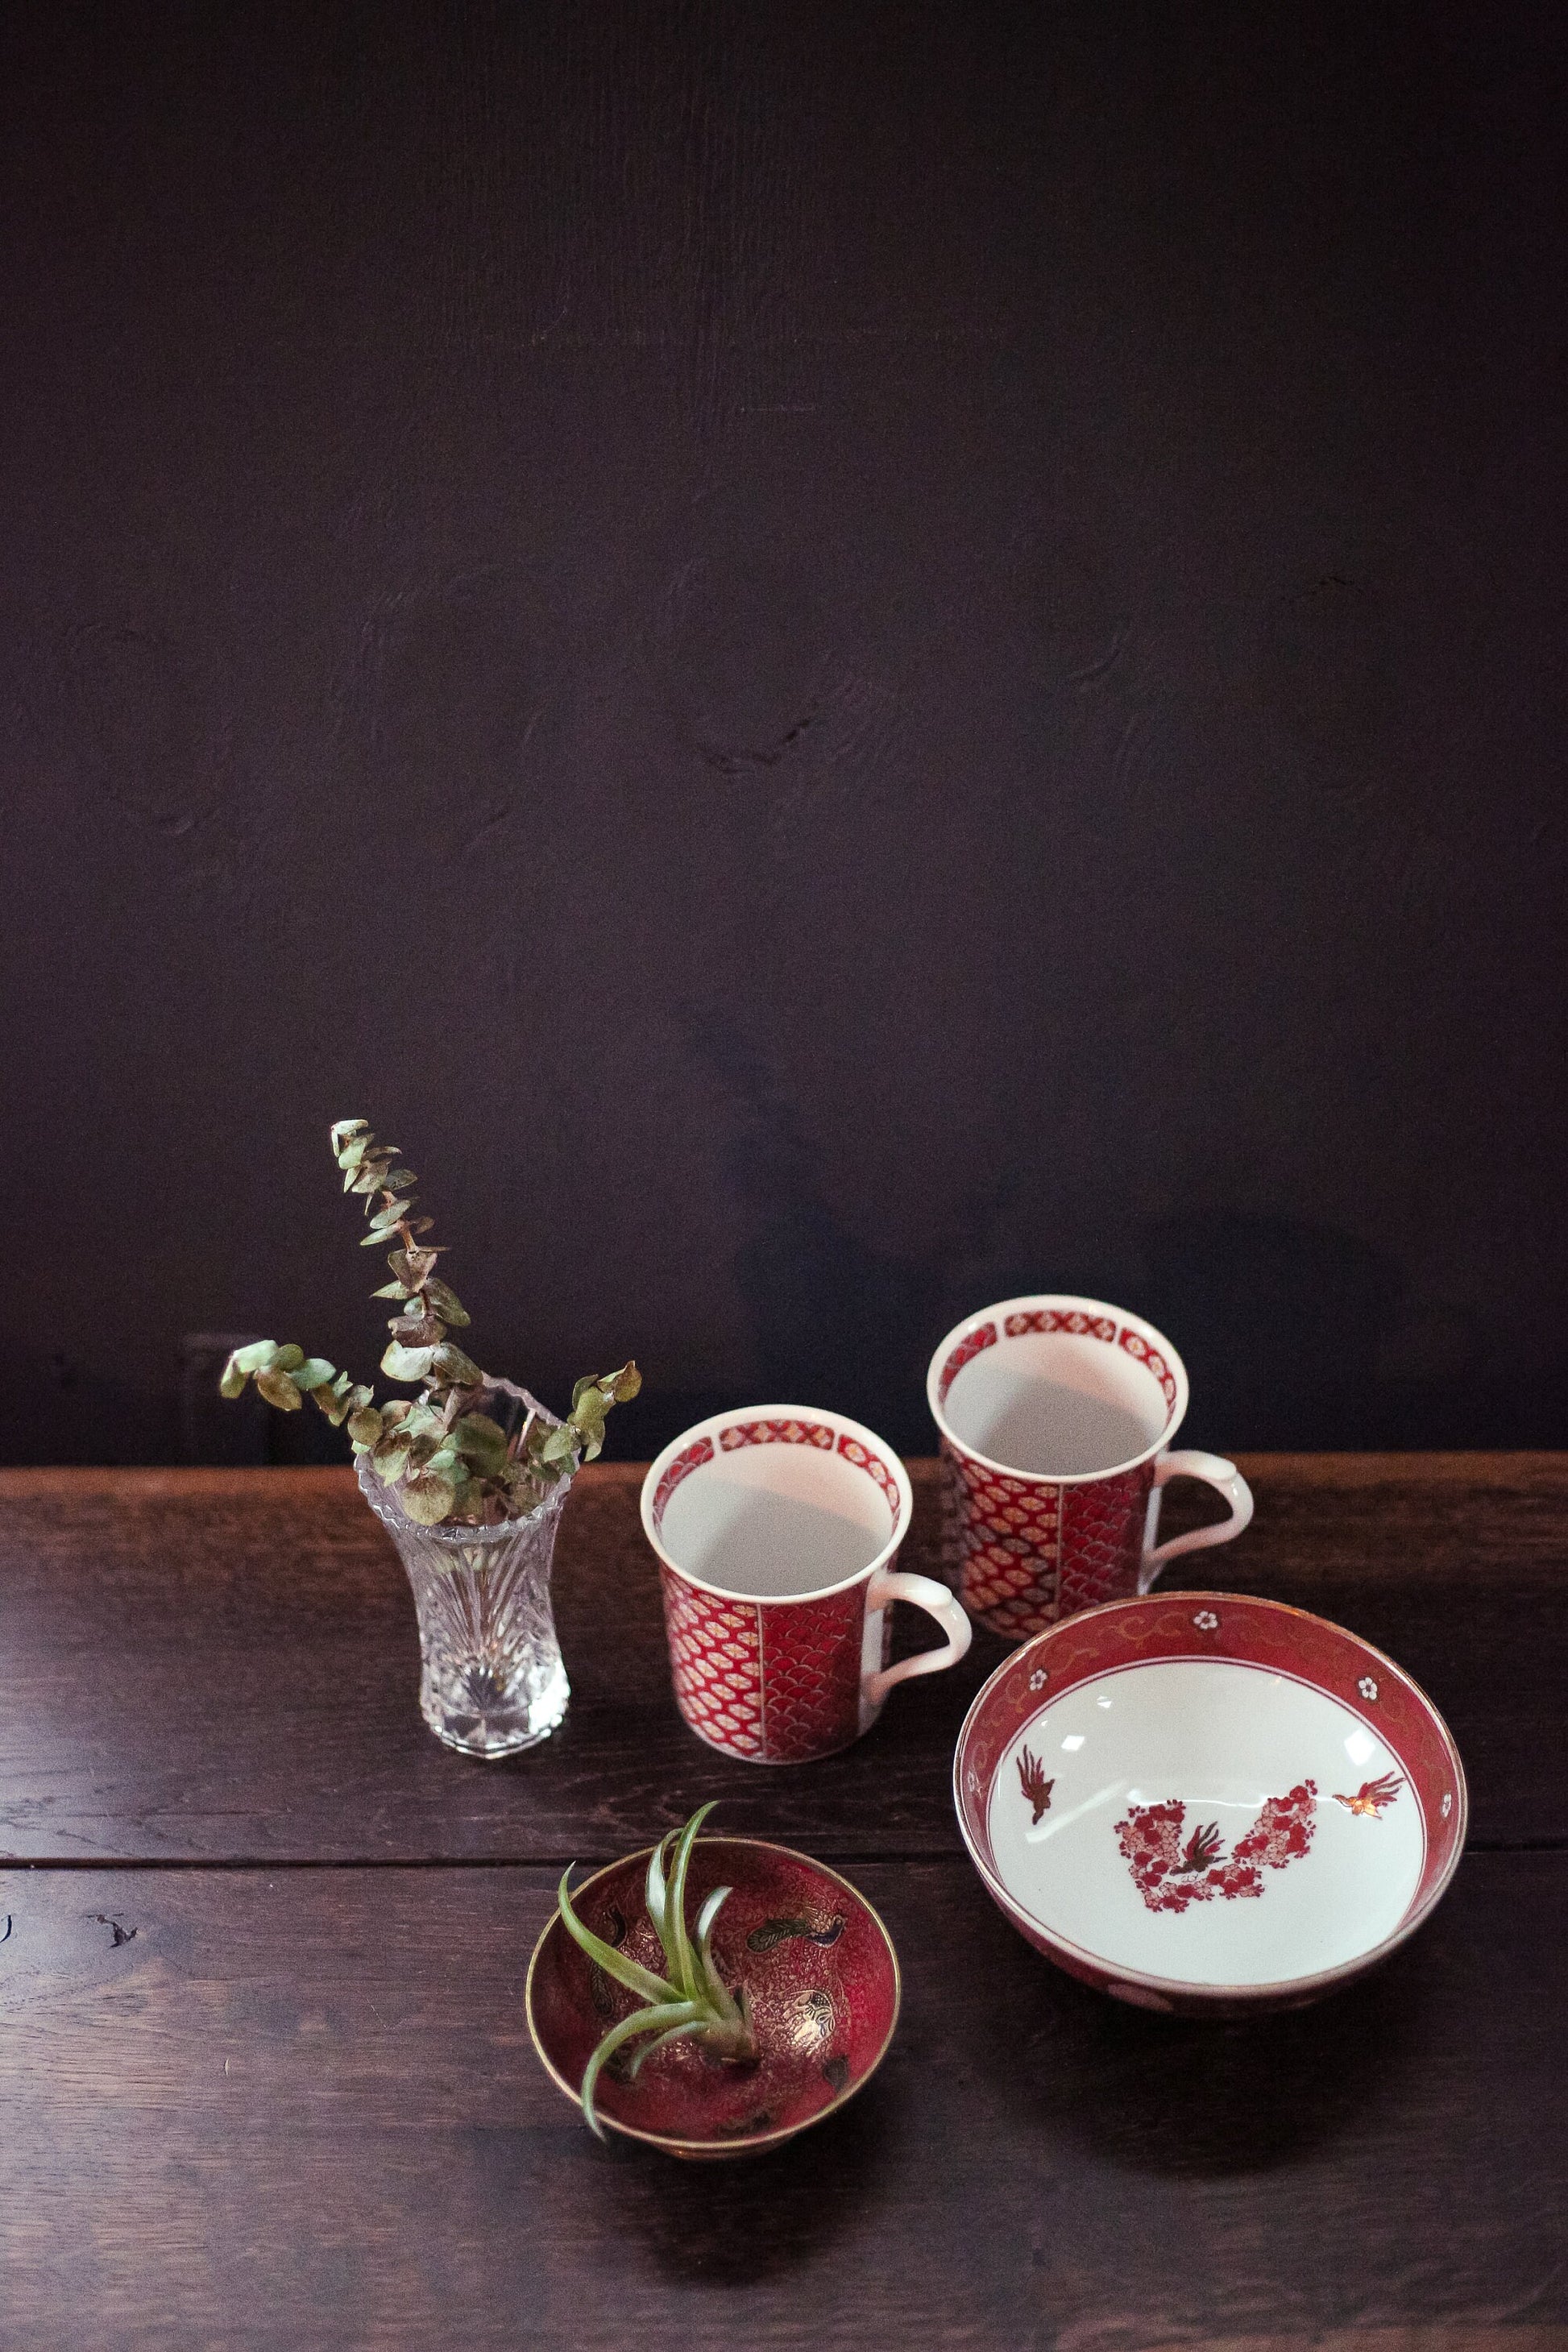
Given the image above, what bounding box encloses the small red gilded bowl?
[954,1592,1468,2017]
[525,1836,901,2157]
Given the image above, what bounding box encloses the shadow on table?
[1001,1937,1432,2178]
[591,2071,894,2284]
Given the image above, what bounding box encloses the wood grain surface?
[0,1458,1563,1862]
[0,1855,1564,2350]
[2,1461,1564,2347]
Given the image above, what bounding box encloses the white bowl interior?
[944,1329,1173,1475]
[985,1658,1425,1986]
[658,1433,896,1599]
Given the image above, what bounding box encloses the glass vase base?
[421,1663,570,1759]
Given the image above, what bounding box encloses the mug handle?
[862,1568,973,1705]
[1139,1450,1255,1593]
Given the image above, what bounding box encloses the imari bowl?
[525,1836,901,2157]
[954,1592,1468,2017]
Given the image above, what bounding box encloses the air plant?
[556,1802,757,2138]
[218,1118,640,1526]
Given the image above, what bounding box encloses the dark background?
[3,0,1564,1468]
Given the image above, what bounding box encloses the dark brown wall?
[4,0,1565,1466]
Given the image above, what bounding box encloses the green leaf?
[373,1442,411,1484]
[611,1362,642,1404]
[293,1358,335,1390]
[645,1832,671,1953]
[272,1344,305,1372]
[348,1407,384,1446]
[571,1375,599,1410]
[400,1471,455,1524]
[695,1885,740,2022]
[579,2002,700,2143]
[255,1369,303,1411]
[218,1359,247,1399]
[557,1869,681,2008]
[626,2015,707,2080]
[539,1425,578,1464]
[663,1801,718,2001]
[371,1281,411,1300]
[232,1340,279,1375]
[381,1342,435,1382]
[429,1342,481,1388]
[422,1278,469,1327]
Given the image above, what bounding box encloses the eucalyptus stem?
[219,1118,641,1527]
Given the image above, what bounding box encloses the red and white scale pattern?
[654,1420,901,1763]
[939,1311,1178,1641]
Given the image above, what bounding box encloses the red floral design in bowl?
[525,1837,900,2158]
[954,1592,1468,2017]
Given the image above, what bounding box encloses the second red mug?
[927,1294,1254,1641]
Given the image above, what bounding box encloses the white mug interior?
[935,1304,1183,1479]
[651,1417,901,1599]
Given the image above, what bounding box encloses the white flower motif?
[1441,1791,1453,1819]
[1192,1609,1219,1632]
[966,1768,980,1794]
[1359,1676,1379,1701]
[1029,1667,1047,1691]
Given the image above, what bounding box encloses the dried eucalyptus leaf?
[233,1340,279,1374]
[383,1168,417,1192]
[453,1412,508,1459]
[382,1341,435,1382]
[330,1118,369,1149]
[612,1363,642,1404]
[272,1344,305,1371]
[294,1358,335,1390]
[315,1388,352,1425]
[374,1442,411,1483]
[422,1278,469,1326]
[255,1369,304,1411]
[400,1473,455,1524]
[218,1359,247,1399]
[372,1280,410,1300]
[388,1314,442,1346]
[430,1342,481,1387]
[348,1407,384,1446]
[381,1398,413,1426]
[540,1425,578,1464]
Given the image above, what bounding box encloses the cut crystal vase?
[355,1379,573,1759]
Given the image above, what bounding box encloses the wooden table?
[1,1457,1564,2350]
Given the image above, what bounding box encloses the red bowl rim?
[952,1590,1470,2004]
[525,1835,902,2151]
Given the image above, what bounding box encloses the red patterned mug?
[641,1406,972,1764]
[927,1295,1254,1641]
